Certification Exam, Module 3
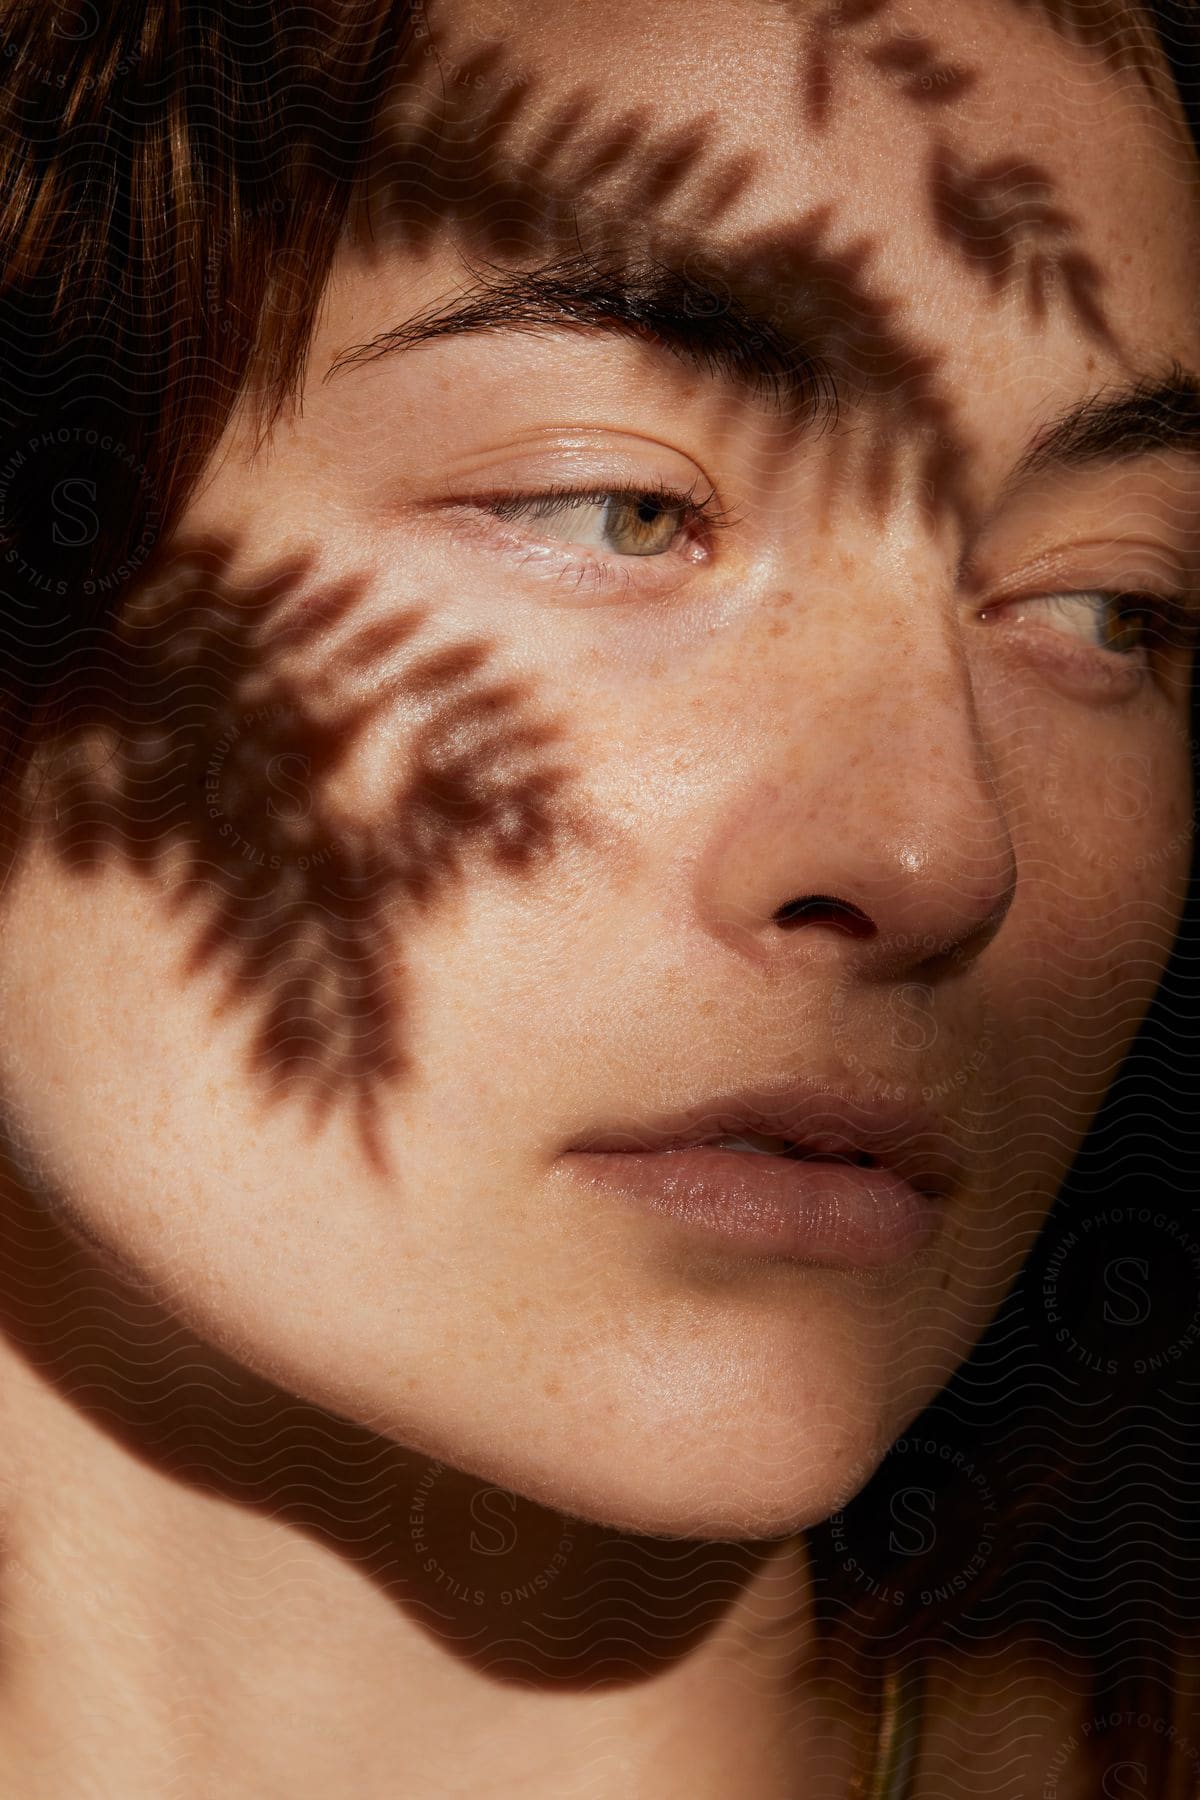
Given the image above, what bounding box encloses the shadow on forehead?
[15,534,596,1174]
[770,0,1166,81]
[351,35,981,524]
[351,38,757,263]
[351,2,1178,526]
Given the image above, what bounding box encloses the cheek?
[1035,706,1193,972]
[7,536,612,1175]
[986,677,1193,1132]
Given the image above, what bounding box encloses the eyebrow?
[1009,361,1200,484]
[326,257,1200,495]
[324,253,844,426]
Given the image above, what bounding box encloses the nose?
[692,588,1018,982]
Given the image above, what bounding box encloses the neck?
[0,1161,860,1799]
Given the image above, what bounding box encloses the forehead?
[367,0,1200,398]
[419,0,1179,141]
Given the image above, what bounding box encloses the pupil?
[604,494,679,556]
[1109,602,1145,653]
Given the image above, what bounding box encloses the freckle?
[544,1376,563,1400]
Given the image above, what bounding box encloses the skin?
[0,0,1198,1793]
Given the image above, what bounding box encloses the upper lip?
[566,1076,964,1201]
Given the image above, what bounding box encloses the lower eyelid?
[485,526,700,603]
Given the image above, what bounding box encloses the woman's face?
[1,0,1197,1538]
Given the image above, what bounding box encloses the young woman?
[1,0,1198,1792]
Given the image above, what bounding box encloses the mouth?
[560,1083,961,1267]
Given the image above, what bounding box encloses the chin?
[409,1391,903,1544]
[522,1452,893,1542]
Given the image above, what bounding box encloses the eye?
[999,589,1199,658]
[485,481,724,560]
[601,493,687,556]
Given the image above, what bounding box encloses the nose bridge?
[691,572,1018,976]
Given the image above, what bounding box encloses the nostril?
[773,894,875,935]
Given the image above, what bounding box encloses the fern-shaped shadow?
[28,534,595,1168]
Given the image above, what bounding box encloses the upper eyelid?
[482,480,729,520]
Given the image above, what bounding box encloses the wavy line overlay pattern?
[0,1,1199,1795]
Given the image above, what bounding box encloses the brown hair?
[0,0,408,764]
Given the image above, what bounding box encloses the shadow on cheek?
[22,533,595,1171]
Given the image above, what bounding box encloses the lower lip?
[562,1148,940,1266]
